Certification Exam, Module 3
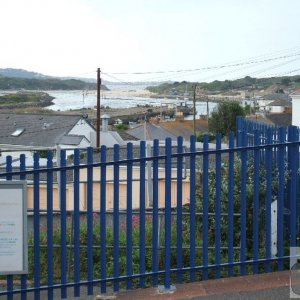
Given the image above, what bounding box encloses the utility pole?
[193,84,197,137]
[206,96,209,118]
[96,68,101,149]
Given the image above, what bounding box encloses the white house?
[0,113,96,157]
[291,90,300,127]
[258,94,291,112]
[265,99,290,113]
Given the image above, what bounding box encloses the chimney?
[101,114,110,132]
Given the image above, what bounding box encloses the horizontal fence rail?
[0,129,299,299]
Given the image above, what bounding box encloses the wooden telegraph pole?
[96,68,101,148]
[193,84,197,137]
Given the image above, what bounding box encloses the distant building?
[266,99,291,113]
[257,93,291,112]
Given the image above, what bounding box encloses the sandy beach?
[102,88,155,98]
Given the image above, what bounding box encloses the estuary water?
[45,90,217,117]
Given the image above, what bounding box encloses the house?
[159,119,209,141]
[260,93,291,113]
[291,89,300,127]
[0,113,96,157]
[257,94,291,112]
[91,114,126,147]
[265,99,291,113]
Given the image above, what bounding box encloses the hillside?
[0,68,108,90]
[146,75,300,98]
[0,68,46,79]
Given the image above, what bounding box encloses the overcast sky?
[1,0,300,82]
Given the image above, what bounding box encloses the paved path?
[113,271,291,300]
[9,271,292,299]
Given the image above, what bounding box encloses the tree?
[281,78,291,86]
[208,101,245,136]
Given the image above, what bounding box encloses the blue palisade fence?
[0,127,299,299]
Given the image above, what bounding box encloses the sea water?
[45,90,217,117]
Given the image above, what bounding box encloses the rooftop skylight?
[11,128,25,137]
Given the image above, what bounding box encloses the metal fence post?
[5,156,13,300]
[160,137,175,292]
[113,144,120,291]
[59,149,67,299]
[100,145,107,294]
[139,140,146,288]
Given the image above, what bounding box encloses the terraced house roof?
[0,113,93,147]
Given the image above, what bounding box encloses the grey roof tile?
[126,123,177,141]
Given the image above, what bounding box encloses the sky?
[1,0,300,83]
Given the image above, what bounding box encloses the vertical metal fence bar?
[277,128,285,271]
[46,151,54,300]
[253,131,260,274]
[215,134,222,278]
[164,137,172,289]
[296,129,300,246]
[240,132,247,276]
[113,144,120,291]
[33,153,41,300]
[176,136,183,283]
[5,156,13,300]
[227,133,235,277]
[60,150,67,299]
[19,154,27,300]
[139,141,146,288]
[202,135,209,280]
[87,147,94,295]
[292,127,299,248]
[100,146,107,294]
[73,149,80,297]
[289,126,298,248]
[265,130,272,272]
[152,139,159,286]
[189,135,196,282]
[286,126,292,240]
[126,143,133,290]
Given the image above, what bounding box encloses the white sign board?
[0,181,28,275]
[271,200,277,257]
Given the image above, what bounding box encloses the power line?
[231,56,300,81]
[106,51,300,75]
[264,68,300,77]
[102,51,300,84]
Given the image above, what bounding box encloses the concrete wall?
[25,166,191,211]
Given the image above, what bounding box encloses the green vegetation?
[196,132,215,142]
[146,75,300,96]
[20,155,289,288]
[0,76,108,90]
[0,91,54,108]
[27,216,176,287]
[194,156,290,274]
[114,123,130,130]
[208,101,245,136]
[147,81,196,95]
